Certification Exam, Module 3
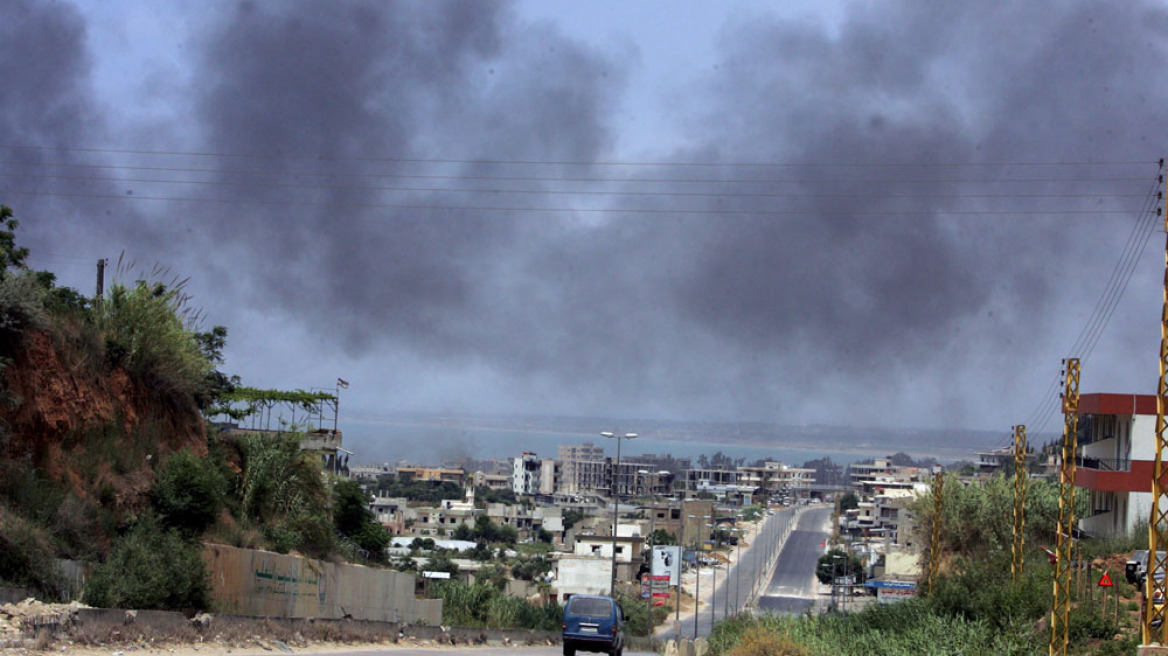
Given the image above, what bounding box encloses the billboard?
[651,545,682,586]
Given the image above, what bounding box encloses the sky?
[3,0,1168,455]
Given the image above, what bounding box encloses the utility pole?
[95,258,106,306]
[1147,162,1168,645]
[1012,424,1028,583]
[1050,358,1082,656]
[927,464,944,595]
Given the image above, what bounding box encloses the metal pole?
[676,501,684,627]
[610,434,623,597]
[693,534,700,641]
[734,531,742,614]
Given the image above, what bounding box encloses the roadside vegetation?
[709,473,1139,656]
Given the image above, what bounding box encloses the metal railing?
[1075,455,1130,472]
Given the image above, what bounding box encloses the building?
[512,452,542,495]
[349,462,395,482]
[1074,393,1156,538]
[738,461,816,493]
[472,470,511,491]
[540,458,563,496]
[396,467,466,486]
[559,443,609,496]
[683,467,739,492]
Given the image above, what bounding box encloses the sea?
[341,417,881,467]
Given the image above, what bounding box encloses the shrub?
[83,515,209,610]
[724,625,809,656]
[98,277,211,399]
[0,272,48,343]
[151,449,226,536]
[0,509,63,600]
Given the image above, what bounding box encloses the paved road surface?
[756,506,832,615]
[280,649,654,656]
[658,506,801,640]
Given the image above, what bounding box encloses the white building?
[512,452,542,495]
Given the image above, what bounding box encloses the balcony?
[1075,456,1131,472]
[1075,458,1151,493]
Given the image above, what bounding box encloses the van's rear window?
[568,597,612,617]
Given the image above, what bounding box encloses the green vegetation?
[83,514,210,611]
[333,478,391,561]
[475,484,520,505]
[377,478,463,503]
[712,474,1139,656]
[151,449,227,537]
[837,492,860,513]
[431,580,561,630]
[239,432,335,558]
[649,528,677,545]
[814,549,865,585]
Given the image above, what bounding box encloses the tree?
[648,528,677,546]
[562,509,586,530]
[452,523,474,541]
[151,449,226,537]
[333,479,373,536]
[0,206,29,278]
[815,548,864,585]
[838,492,860,513]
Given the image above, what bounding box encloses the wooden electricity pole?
[1050,358,1081,656]
[1012,424,1028,583]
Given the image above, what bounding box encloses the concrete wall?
[202,544,441,625]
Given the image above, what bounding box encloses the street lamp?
[687,514,709,640]
[602,431,637,597]
[731,527,745,615]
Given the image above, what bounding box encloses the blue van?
[562,594,626,656]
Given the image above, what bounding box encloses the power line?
[1008,169,1163,445]
[0,188,1150,216]
[0,170,1151,201]
[1,159,1153,186]
[0,144,1155,168]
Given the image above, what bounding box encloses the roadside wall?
[202,544,441,625]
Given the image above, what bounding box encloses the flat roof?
[1078,393,1157,416]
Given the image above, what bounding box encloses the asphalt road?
[263,649,655,656]
[657,506,802,639]
[756,506,832,615]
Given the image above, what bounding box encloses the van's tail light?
[562,622,566,630]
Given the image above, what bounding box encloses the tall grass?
[97,270,210,399]
[432,581,561,630]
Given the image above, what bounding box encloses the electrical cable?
[0,144,1155,168]
[0,158,1152,186]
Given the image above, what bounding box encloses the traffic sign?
[1098,571,1114,587]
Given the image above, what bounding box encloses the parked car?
[1126,550,1167,587]
[562,594,626,656]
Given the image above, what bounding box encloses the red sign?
[1098,572,1114,588]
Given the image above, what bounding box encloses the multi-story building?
[396,467,466,486]
[349,462,396,482]
[683,467,739,492]
[512,452,542,495]
[848,458,921,492]
[607,460,674,497]
[540,458,563,496]
[559,443,608,496]
[738,461,816,493]
[1074,392,1156,538]
[472,470,511,491]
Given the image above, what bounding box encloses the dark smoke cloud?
[6,0,1168,432]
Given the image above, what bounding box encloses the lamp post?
[675,501,684,628]
[602,431,637,597]
[731,527,744,615]
[688,514,709,640]
[708,522,718,628]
